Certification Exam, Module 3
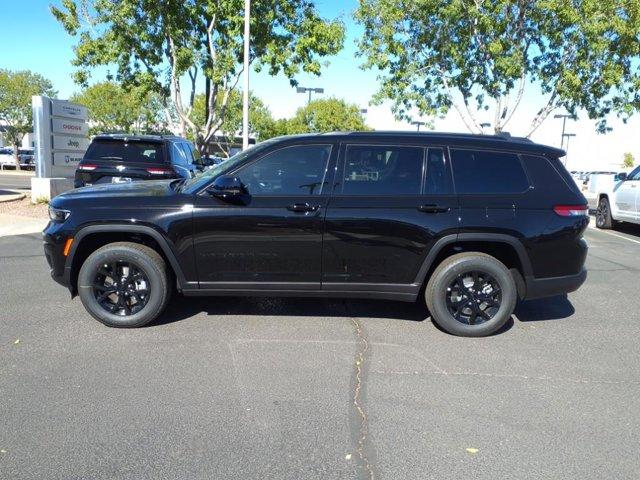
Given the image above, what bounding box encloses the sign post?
[31,96,89,201]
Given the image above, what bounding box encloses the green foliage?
[70,82,168,135]
[0,69,56,168]
[52,0,345,150]
[189,90,279,154]
[622,152,635,169]
[286,98,370,134]
[355,0,640,135]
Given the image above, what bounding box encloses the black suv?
[74,134,201,188]
[45,132,588,336]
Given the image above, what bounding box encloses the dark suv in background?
[46,132,588,337]
[74,134,202,188]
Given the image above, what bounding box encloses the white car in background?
[596,165,640,228]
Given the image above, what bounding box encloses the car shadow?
[153,295,431,327]
[514,295,575,322]
[152,293,575,330]
[612,221,640,238]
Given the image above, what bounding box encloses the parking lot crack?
[344,302,376,480]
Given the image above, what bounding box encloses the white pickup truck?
[595,166,640,228]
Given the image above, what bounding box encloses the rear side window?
[424,148,453,194]
[84,140,165,164]
[342,145,423,195]
[451,149,529,194]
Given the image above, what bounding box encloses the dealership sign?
[32,96,90,179]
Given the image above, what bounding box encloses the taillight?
[78,164,97,171]
[553,205,589,217]
[146,167,175,175]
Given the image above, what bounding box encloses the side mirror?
[616,172,627,181]
[207,175,248,204]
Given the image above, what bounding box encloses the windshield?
[85,140,165,164]
[181,140,279,192]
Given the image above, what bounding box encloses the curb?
[0,190,26,203]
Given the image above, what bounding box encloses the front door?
[193,143,335,289]
[322,144,459,288]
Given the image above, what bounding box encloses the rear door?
[322,143,459,289]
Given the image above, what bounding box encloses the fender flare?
[64,224,188,289]
[413,233,533,286]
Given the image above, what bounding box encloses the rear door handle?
[287,203,320,213]
[418,204,450,213]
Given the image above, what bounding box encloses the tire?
[77,242,171,328]
[425,252,517,337]
[595,197,613,229]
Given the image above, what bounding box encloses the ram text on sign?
[51,118,89,136]
[53,151,84,166]
[51,100,88,121]
[52,135,90,151]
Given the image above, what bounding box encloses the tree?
[189,90,279,154]
[71,82,169,135]
[0,69,56,169]
[622,152,635,169]
[355,0,640,136]
[52,0,345,152]
[286,97,369,134]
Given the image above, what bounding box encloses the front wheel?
[77,242,170,327]
[595,197,613,229]
[425,253,517,337]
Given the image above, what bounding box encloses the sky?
[1,0,639,171]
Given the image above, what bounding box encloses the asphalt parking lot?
[1,220,639,479]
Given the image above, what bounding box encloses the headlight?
[49,206,70,222]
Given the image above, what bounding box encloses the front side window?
[451,149,530,194]
[342,145,423,195]
[628,166,640,181]
[236,144,332,196]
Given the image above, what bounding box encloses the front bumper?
[524,268,587,300]
[43,222,73,290]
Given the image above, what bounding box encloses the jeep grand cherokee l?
[44,132,588,337]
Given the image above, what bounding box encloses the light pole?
[296,86,324,104]
[554,114,577,149]
[242,0,250,150]
[562,133,576,166]
[411,120,426,131]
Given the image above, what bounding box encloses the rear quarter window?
[521,155,583,196]
[450,149,529,194]
[84,140,165,164]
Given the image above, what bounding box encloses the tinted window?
[236,144,331,196]
[424,148,453,194]
[451,149,529,194]
[342,145,423,195]
[628,166,640,180]
[85,140,164,164]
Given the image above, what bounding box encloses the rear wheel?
[78,242,170,327]
[425,253,517,337]
[595,197,613,229]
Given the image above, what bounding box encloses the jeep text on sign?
[52,135,90,151]
[52,118,89,136]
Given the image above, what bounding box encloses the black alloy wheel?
[445,271,502,325]
[93,261,150,316]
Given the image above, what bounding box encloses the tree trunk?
[13,143,21,171]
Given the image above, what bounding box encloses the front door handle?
[287,203,320,213]
[418,204,450,214]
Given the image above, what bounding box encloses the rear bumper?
[524,268,587,300]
